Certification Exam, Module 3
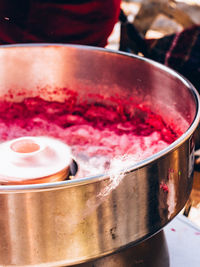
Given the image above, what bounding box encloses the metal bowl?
[0,44,199,267]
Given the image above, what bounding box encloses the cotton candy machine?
[0,44,199,267]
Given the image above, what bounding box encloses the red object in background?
[0,0,121,47]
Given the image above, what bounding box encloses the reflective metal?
[76,230,169,267]
[0,44,199,266]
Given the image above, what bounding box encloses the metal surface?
[68,214,200,267]
[75,230,169,267]
[0,44,199,266]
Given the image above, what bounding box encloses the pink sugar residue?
[160,183,169,193]
[0,92,181,178]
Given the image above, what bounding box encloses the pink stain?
[195,232,200,235]
[160,183,169,193]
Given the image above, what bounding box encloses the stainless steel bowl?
[0,44,199,267]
